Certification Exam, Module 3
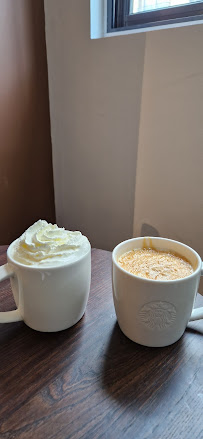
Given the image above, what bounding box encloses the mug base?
[118,323,185,348]
[24,311,86,333]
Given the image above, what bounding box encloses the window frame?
[107,0,203,32]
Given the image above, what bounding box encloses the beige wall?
[45,0,203,286]
[133,25,203,291]
[0,0,55,244]
[45,0,145,250]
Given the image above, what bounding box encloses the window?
[107,0,203,32]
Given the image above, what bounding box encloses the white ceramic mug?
[112,237,203,347]
[0,240,91,332]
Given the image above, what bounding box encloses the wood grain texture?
[0,246,202,439]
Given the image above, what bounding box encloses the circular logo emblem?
[139,301,176,330]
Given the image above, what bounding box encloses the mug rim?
[7,239,91,271]
[112,236,202,284]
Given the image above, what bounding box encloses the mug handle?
[0,264,23,323]
[189,262,203,321]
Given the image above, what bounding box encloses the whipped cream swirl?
[12,220,90,266]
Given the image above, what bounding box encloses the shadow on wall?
[140,223,160,237]
[0,0,55,244]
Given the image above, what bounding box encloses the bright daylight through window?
[107,0,203,32]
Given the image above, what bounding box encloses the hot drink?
[0,220,91,331]
[118,248,193,280]
[11,220,90,267]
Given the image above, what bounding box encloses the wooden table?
[0,246,202,439]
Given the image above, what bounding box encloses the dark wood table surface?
[0,246,202,439]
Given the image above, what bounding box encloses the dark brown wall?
[0,0,55,244]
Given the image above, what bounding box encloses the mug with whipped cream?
[0,220,91,332]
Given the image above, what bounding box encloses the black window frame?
[107,0,203,32]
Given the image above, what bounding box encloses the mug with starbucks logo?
[112,237,203,347]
